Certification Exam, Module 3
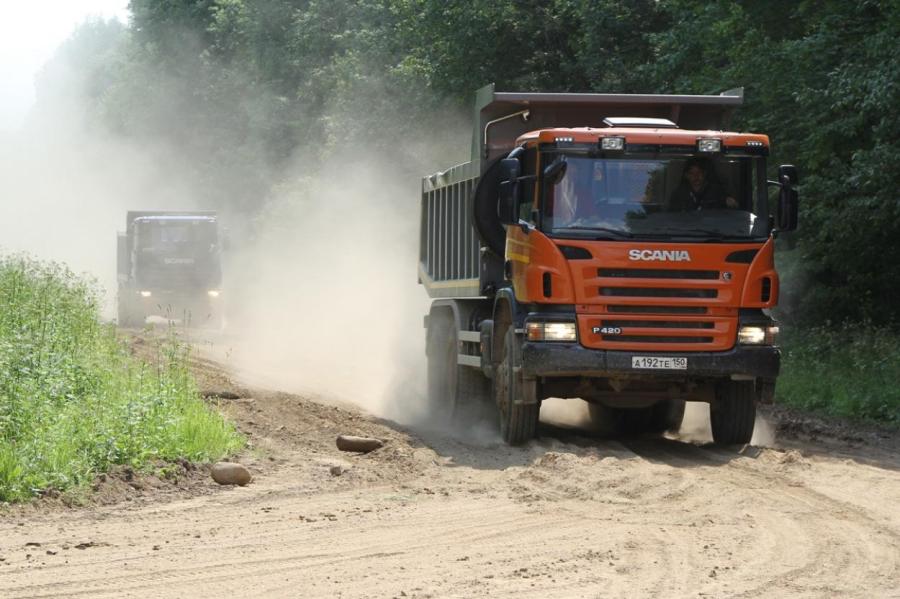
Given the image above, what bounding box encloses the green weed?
[0,255,243,502]
[778,325,900,426]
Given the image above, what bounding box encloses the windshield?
[135,219,219,252]
[543,155,768,240]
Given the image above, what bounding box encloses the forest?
[37,0,900,422]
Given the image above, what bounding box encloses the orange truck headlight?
[526,322,577,342]
[738,325,779,345]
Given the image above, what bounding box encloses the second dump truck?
[420,85,798,445]
[117,211,225,328]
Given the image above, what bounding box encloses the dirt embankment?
[1,340,898,598]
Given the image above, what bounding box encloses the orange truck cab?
[419,85,798,445]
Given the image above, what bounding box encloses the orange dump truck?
[419,85,798,445]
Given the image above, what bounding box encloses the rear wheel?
[494,325,539,445]
[427,314,490,425]
[710,381,756,444]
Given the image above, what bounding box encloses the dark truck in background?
[420,85,798,446]
[117,211,224,328]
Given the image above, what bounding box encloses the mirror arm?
[517,219,534,235]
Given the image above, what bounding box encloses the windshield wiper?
[554,226,634,239]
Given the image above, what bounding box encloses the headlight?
[139,290,152,298]
[697,138,722,153]
[738,324,778,345]
[526,321,577,342]
[207,290,221,298]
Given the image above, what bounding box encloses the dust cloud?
[218,156,432,420]
[2,14,477,427]
[0,29,202,316]
[540,398,593,430]
[678,401,714,443]
[0,126,200,315]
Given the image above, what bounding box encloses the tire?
[494,325,539,445]
[710,380,756,445]
[427,314,490,425]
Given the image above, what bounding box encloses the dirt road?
[1,348,899,598]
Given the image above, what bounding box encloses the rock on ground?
[210,462,252,486]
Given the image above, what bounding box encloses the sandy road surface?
[1,343,899,598]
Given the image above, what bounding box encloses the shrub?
[0,255,243,502]
[778,324,900,425]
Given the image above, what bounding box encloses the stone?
[336,435,384,453]
[201,390,241,400]
[210,462,252,486]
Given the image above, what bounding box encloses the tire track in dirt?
[2,344,899,599]
[623,439,900,597]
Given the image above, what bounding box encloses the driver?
[669,158,737,211]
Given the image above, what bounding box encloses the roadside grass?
[0,255,243,503]
[778,325,900,426]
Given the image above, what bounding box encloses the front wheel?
[494,326,539,445]
[710,381,756,445]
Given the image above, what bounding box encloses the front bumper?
[135,290,221,318]
[521,342,780,380]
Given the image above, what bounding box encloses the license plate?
[631,356,687,370]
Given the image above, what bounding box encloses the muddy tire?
[427,315,490,425]
[711,381,756,445]
[494,326,539,445]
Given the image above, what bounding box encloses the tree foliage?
[38,0,900,327]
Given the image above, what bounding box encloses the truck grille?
[599,268,719,280]
[602,335,714,344]
[607,305,708,315]
[576,264,737,351]
[601,320,715,329]
[600,287,718,298]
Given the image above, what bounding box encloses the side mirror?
[498,158,521,225]
[543,157,568,187]
[540,158,568,219]
[777,164,799,232]
[778,164,798,187]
